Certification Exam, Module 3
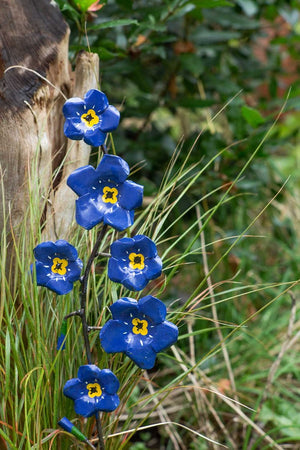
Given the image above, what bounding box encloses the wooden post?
[0,0,99,242]
[43,51,99,240]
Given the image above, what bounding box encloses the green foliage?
[260,400,300,439]
[75,0,98,13]
[1,1,299,448]
[129,443,148,450]
[241,105,265,128]
[56,1,299,233]
[1,122,299,448]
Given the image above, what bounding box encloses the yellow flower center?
[87,383,102,398]
[51,258,68,275]
[129,253,145,270]
[132,318,148,336]
[81,109,99,127]
[102,186,118,204]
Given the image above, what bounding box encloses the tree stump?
[0,0,99,242]
[0,0,69,235]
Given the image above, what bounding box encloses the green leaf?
[180,54,204,77]
[90,46,126,60]
[75,0,98,13]
[55,0,81,21]
[193,29,241,43]
[241,106,265,127]
[110,283,119,303]
[191,0,233,7]
[260,402,300,439]
[236,0,258,16]
[88,18,139,30]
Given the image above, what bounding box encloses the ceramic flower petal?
[110,237,133,259]
[67,165,101,197]
[104,208,134,232]
[54,240,80,261]
[33,241,57,264]
[35,262,52,286]
[100,296,178,369]
[98,369,121,394]
[131,235,158,258]
[83,127,107,146]
[138,295,167,324]
[63,89,120,145]
[110,297,139,320]
[84,89,109,114]
[126,344,157,370]
[63,98,86,117]
[118,181,144,210]
[74,397,98,417]
[75,194,106,230]
[78,364,102,382]
[43,277,74,296]
[100,105,121,132]
[67,155,143,231]
[143,257,163,281]
[108,235,162,291]
[151,322,179,353]
[120,272,148,291]
[95,393,120,412]
[32,240,83,295]
[99,321,129,353]
[64,379,86,400]
[95,154,129,182]
[63,364,120,418]
[64,119,84,140]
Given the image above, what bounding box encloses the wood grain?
[0,0,70,234]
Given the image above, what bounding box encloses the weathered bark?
[0,0,99,242]
[0,0,70,234]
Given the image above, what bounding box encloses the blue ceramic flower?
[100,296,178,369]
[108,235,162,291]
[67,154,143,231]
[63,89,120,146]
[32,240,83,295]
[63,365,120,417]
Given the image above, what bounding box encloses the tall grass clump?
[1,99,300,450]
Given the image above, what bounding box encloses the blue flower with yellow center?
[108,235,162,291]
[31,240,83,295]
[100,296,178,369]
[67,154,143,231]
[63,89,120,146]
[63,365,120,418]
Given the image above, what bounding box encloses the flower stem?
[95,412,105,450]
[80,224,108,450]
[64,310,81,320]
[97,252,111,258]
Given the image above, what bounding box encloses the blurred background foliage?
[57,0,300,294]
[53,0,300,447]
